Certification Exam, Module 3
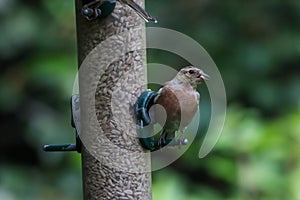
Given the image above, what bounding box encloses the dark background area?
[1,0,300,199]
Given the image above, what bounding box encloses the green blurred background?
[1,0,300,199]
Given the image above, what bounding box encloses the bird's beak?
[200,72,210,81]
[196,71,209,82]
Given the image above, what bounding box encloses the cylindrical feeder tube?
[75,0,151,199]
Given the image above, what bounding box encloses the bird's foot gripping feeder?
[134,90,188,151]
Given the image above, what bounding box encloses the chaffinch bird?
[152,66,209,146]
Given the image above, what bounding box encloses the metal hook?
[81,0,157,23]
[118,0,157,23]
[81,0,116,20]
[43,94,82,153]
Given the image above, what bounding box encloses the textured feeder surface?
[75,0,151,199]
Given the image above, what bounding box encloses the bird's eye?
[188,70,195,74]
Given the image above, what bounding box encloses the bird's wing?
[153,87,164,103]
[154,86,181,126]
[154,81,172,103]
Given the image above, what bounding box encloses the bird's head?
[177,66,209,87]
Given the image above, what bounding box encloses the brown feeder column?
[75,0,152,199]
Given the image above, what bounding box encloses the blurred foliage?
[1,0,300,199]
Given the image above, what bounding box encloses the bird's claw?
[158,136,166,148]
